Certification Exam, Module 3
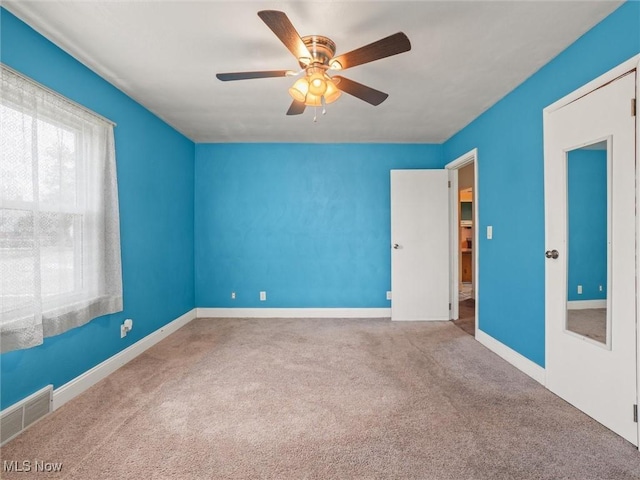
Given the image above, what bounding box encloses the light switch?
[487,226,493,240]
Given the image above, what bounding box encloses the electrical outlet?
[231,292,236,299]
[487,226,493,240]
[386,291,392,300]
[599,285,603,292]
[577,285,583,295]
[120,319,133,338]
[260,291,266,301]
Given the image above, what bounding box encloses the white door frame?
[446,148,479,334]
[543,53,640,449]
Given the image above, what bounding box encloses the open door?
[390,169,449,321]
[544,71,637,445]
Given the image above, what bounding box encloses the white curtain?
[0,65,123,353]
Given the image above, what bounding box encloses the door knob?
[545,249,559,259]
[393,243,400,249]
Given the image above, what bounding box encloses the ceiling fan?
[216,10,411,117]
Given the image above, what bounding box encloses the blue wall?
[443,1,639,366]
[0,9,196,409]
[567,149,607,302]
[195,144,443,308]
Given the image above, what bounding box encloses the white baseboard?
[476,329,546,385]
[52,308,197,411]
[196,308,391,319]
[567,299,606,310]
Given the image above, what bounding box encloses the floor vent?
[1,385,53,445]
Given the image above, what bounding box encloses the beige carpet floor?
[2,318,639,479]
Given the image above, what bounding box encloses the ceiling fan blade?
[258,10,311,61]
[333,76,389,106]
[286,100,306,115]
[216,70,291,81]
[331,32,411,70]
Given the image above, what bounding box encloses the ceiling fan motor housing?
[299,35,337,67]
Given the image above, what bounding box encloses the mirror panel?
[565,140,609,345]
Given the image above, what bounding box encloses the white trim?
[543,54,640,115]
[446,148,478,170]
[635,57,640,452]
[196,308,390,319]
[567,299,607,310]
[476,329,545,385]
[392,316,450,322]
[447,168,460,321]
[445,148,479,335]
[52,308,196,410]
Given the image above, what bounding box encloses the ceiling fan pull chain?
[313,106,317,123]
[321,95,327,115]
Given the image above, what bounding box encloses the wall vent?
[1,385,52,445]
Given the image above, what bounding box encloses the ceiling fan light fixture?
[308,72,328,96]
[302,79,341,106]
[288,73,340,106]
[288,77,309,102]
[323,78,341,104]
[302,93,323,107]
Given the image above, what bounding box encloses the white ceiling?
[5,1,623,143]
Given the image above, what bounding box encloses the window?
[1,65,122,353]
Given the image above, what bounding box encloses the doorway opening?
[446,149,478,336]
[457,178,475,335]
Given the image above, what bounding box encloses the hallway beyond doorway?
[453,295,475,336]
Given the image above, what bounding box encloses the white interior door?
[390,169,449,321]
[544,72,637,445]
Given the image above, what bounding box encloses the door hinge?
[632,98,637,117]
[449,302,451,310]
[448,180,451,188]
[634,404,638,423]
